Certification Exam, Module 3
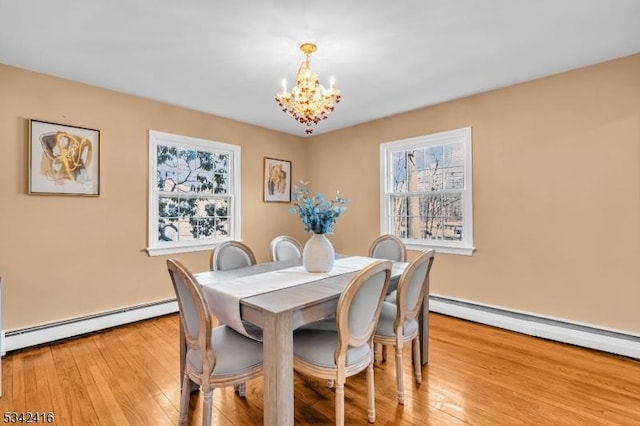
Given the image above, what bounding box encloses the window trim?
[146,130,241,257]
[379,127,475,256]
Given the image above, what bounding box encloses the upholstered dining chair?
[209,240,256,271]
[167,258,263,426]
[373,249,435,404]
[368,234,407,262]
[269,235,303,262]
[292,260,392,425]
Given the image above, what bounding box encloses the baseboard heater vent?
[3,299,178,354]
[430,295,640,360]
[3,295,639,360]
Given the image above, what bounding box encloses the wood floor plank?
[1,313,638,425]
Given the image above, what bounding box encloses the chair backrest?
[167,258,215,372]
[335,260,392,360]
[210,240,257,271]
[368,234,407,262]
[394,250,435,326]
[270,235,303,262]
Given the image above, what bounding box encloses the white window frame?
[379,127,475,256]
[147,130,241,256]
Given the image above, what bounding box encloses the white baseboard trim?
[3,299,178,353]
[3,295,638,360]
[430,295,640,360]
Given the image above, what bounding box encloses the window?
[147,130,241,256]
[380,127,474,255]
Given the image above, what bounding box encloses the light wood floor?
[1,313,638,425]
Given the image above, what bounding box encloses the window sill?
[405,242,475,256]
[146,242,217,257]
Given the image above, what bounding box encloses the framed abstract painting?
[29,119,100,196]
[263,157,291,202]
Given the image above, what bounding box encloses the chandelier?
[275,43,341,134]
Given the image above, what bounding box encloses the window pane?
[443,193,463,220]
[213,199,229,216]
[196,218,216,238]
[424,145,443,171]
[418,165,443,192]
[422,194,442,239]
[177,217,195,240]
[212,174,229,194]
[197,151,216,194]
[157,145,178,192]
[196,198,216,218]
[214,154,229,173]
[158,218,178,242]
[177,149,197,193]
[443,218,463,241]
[159,197,179,217]
[390,195,407,219]
[443,193,463,240]
[178,198,197,218]
[216,216,229,237]
[391,215,407,239]
[444,165,464,190]
[444,142,464,167]
[405,195,422,239]
[392,151,407,192]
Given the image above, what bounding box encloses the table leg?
[262,310,294,426]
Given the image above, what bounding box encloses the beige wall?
[1,53,639,335]
[0,64,309,330]
[310,54,640,334]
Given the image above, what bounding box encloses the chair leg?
[413,337,422,384]
[201,388,214,426]
[234,382,247,397]
[395,343,405,404]
[367,362,376,423]
[335,380,345,426]
[178,374,192,426]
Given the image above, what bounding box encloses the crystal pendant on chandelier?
[275,43,341,134]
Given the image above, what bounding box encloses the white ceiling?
[1,1,639,137]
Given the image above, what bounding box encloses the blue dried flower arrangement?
[288,181,349,234]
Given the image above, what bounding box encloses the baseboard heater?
[2,299,178,354]
[2,296,639,360]
[430,295,640,360]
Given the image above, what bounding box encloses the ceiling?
[1,1,639,137]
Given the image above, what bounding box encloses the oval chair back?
[368,234,407,262]
[396,249,435,327]
[270,235,303,261]
[210,240,256,271]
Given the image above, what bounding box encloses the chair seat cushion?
[375,301,418,338]
[293,329,371,369]
[186,325,262,376]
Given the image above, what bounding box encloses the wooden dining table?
[190,255,429,426]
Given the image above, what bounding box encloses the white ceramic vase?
[302,233,335,273]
